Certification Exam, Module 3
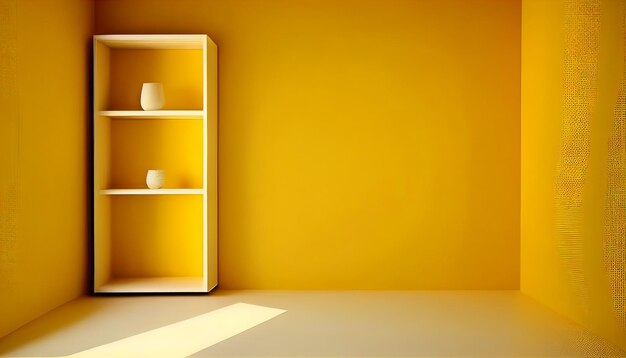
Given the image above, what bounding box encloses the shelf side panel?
[206,37,218,290]
[94,40,112,289]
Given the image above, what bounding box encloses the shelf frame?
[93,34,218,294]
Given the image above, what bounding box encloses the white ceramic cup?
[146,170,165,189]
[140,83,164,110]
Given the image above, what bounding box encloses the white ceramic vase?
[140,83,164,110]
[146,170,165,189]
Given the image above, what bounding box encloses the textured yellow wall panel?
[605,39,626,336]
[0,0,93,338]
[521,0,626,351]
[0,0,21,337]
[96,0,521,289]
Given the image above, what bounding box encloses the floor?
[0,290,624,357]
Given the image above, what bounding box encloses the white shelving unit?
[93,34,218,294]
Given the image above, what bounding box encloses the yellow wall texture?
[0,0,93,338]
[96,0,521,289]
[521,0,626,351]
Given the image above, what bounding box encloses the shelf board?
[95,277,206,293]
[99,110,204,119]
[100,188,204,195]
[95,34,206,50]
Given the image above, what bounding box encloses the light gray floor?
[0,290,624,357]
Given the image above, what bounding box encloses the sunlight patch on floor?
[66,303,285,358]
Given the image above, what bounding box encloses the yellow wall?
[0,0,93,338]
[96,0,521,289]
[521,0,626,351]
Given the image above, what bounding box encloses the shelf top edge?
[94,34,207,49]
